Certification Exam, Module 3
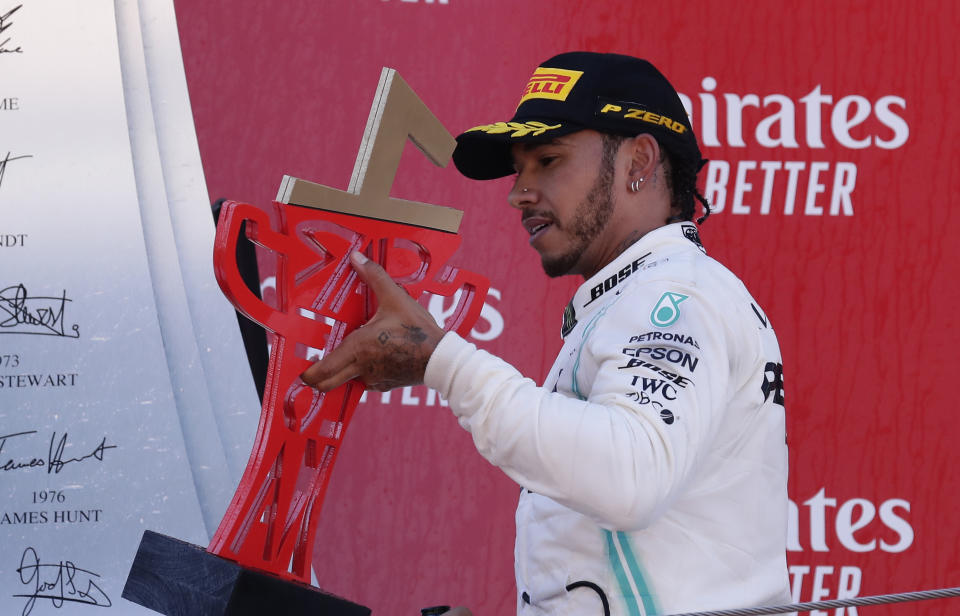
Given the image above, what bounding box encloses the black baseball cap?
[453,52,704,180]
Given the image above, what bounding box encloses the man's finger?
[349,251,408,305]
[301,357,360,392]
[307,363,360,393]
[300,338,361,390]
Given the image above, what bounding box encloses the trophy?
[122,68,489,615]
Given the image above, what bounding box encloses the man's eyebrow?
[511,138,572,170]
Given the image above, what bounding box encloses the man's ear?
[626,133,661,183]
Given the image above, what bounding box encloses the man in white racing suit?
[303,52,790,616]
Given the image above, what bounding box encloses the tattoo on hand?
[402,324,428,344]
[364,323,436,390]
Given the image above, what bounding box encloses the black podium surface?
[123,531,371,616]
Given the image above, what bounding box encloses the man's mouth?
[522,216,554,244]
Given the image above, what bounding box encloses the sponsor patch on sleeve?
[650,292,688,327]
[681,223,706,253]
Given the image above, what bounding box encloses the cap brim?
[452,120,583,180]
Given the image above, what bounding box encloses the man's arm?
[424,276,736,530]
[303,253,734,531]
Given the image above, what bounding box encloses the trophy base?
[122,531,370,616]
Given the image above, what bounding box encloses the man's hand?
[300,251,445,392]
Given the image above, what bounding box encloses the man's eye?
[539,156,558,167]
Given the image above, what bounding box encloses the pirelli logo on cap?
[597,98,688,135]
[517,67,584,107]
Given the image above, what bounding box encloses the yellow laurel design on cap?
[465,121,562,138]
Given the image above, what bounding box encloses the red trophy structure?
[123,69,489,616]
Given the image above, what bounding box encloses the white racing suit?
[425,222,790,615]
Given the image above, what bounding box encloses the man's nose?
[507,182,538,210]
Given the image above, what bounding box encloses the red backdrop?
[173,1,960,614]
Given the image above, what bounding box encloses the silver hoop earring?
[629,178,645,192]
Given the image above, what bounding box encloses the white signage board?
[1,1,259,612]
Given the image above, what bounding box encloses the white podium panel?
[1,1,258,612]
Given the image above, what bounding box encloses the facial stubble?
[540,138,619,278]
